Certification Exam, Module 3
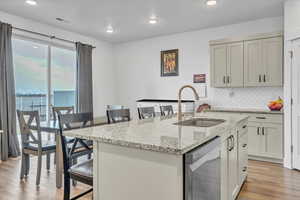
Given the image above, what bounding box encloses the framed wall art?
[161,49,179,76]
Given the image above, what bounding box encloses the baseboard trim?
[249,155,283,164]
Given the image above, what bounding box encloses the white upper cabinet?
[210,42,244,88]
[210,33,283,88]
[227,42,244,87]
[211,44,228,87]
[262,37,283,86]
[244,36,283,87]
[244,40,264,86]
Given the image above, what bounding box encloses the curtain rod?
[12,26,96,49]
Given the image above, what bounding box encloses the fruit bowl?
[268,97,283,111]
[268,104,283,111]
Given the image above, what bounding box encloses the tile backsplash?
[205,87,283,109]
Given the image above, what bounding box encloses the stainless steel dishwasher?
[184,136,221,200]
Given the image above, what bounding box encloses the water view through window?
[12,38,76,121]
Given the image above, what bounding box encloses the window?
[12,37,76,122]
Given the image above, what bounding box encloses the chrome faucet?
[178,85,200,121]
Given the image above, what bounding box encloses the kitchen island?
[64,112,249,200]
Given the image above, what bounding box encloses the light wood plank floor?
[0,158,299,200]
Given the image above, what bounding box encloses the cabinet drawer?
[248,113,283,124]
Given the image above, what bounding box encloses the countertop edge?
[64,115,249,155]
[206,109,283,115]
[64,131,223,155]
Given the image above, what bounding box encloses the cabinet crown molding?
[209,31,283,46]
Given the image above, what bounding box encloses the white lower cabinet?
[209,110,283,163]
[247,121,283,161]
[261,123,283,159]
[247,122,262,157]
[221,120,248,200]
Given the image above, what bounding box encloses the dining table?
[30,120,106,188]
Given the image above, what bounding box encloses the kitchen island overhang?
[64,113,249,200]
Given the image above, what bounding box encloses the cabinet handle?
[262,127,265,136]
[227,136,232,151]
[229,135,235,151]
[227,76,230,84]
[223,76,226,84]
[243,144,247,148]
[256,117,266,120]
[257,127,260,135]
[263,74,266,82]
[242,125,247,129]
[228,135,234,152]
[243,167,247,172]
[259,75,262,82]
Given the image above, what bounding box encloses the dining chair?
[51,106,75,164]
[58,112,94,200]
[107,109,131,124]
[138,107,156,119]
[17,110,56,186]
[52,106,74,122]
[160,105,174,116]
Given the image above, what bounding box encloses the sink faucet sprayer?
[178,85,200,121]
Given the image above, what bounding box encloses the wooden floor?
[0,156,92,200]
[238,160,300,200]
[0,158,300,200]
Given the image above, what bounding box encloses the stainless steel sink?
[174,118,225,127]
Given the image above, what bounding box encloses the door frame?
[291,38,300,169]
[283,37,294,169]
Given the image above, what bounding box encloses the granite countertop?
[64,113,248,155]
[206,107,283,115]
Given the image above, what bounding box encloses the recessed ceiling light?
[33,46,38,49]
[106,26,114,34]
[206,0,217,6]
[26,0,37,6]
[149,16,158,24]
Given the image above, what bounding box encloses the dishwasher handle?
[185,137,221,164]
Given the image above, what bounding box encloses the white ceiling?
[0,0,284,43]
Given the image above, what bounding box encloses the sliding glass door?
[12,37,76,122]
[51,47,77,114]
[12,38,49,121]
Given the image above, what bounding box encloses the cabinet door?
[244,40,264,87]
[211,44,227,87]
[261,123,283,159]
[247,122,262,157]
[227,42,244,87]
[228,132,239,200]
[262,37,283,86]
